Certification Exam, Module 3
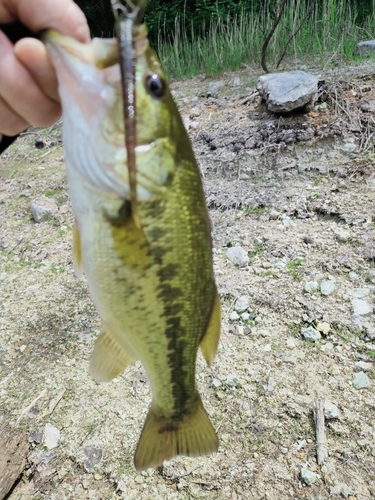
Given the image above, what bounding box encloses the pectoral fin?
[200,289,221,366]
[73,223,83,277]
[89,325,135,382]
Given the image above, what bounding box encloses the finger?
[14,38,60,103]
[0,30,61,127]
[0,0,90,42]
[0,94,28,135]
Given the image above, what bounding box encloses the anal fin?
[89,325,135,382]
[73,222,83,277]
[200,289,221,366]
[134,393,218,470]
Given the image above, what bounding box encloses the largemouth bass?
[43,12,221,471]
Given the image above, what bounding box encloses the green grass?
[287,323,300,336]
[246,205,266,215]
[287,258,303,278]
[156,0,375,79]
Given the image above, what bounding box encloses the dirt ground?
[1,59,375,500]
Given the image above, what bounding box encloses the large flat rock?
[354,40,375,57]
[257,70,318,113]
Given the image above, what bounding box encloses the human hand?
[0,0,90,142]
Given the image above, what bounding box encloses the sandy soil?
[0,60,375,500]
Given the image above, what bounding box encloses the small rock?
[230,311,240,321]
[44,423,60,449]
[19,345,27,353]
[212,378,222,389]
[226,246,249,266]
[351,298,372,317]
[302,326,321,341]
[207,80,225,97]
[282,216,294,227]
[264,344,271,352]
[83,445,102,469]
[241,312,250,321]
[286,338,296,348]
[275,260,287,269]
[31,196,58,223]
[352,288,370,299]
[226,374,240,387]
[229,77,241,87]
[348,272,358,281]
[29,430,43,443]
[353,40,375,56]
[304,281,319,294]
[285,356,297,364]
[334,230,350,243]
[316,321,330,334]
[320,279,335,296]
[342,142,356,153]
[301,467,319,486]
[323,400,340,419]
[234,295,250,312]
[269,209,280,220]
[352,372,370,389]
[354,361,373,372]
[321,342,334,351]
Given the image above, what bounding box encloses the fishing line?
[111,0,141,227]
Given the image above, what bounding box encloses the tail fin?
[134,394,218,470]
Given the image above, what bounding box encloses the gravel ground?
[0,61,375,499]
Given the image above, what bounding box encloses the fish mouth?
[43,30,119,69]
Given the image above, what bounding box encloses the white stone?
[269,209,280,220]
[351,298,372,317]
[352,372,370,389]
[334,230,350,243]
[352,288,370,299]
[229,311,240,321]
[226,246,249,266]
[234,295,250,312]
[305,281,319,294]
[302,326,321,341]
[301,468,320,486]
[207,80,225,97]
[44,423,60,449]
[320,279,335,296]
[31,196,58,223]
[354,361,373,372]
[316,321,330,334]
[342,142,356,153]
[324,400,340,419]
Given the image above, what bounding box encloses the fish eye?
[145,74,166,99]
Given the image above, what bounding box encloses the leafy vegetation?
[75,0,375,78]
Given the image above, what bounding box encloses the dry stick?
[17,389,47,424]
[313,400,328,465]
[261,0,288,73]
[276,0,316,69]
